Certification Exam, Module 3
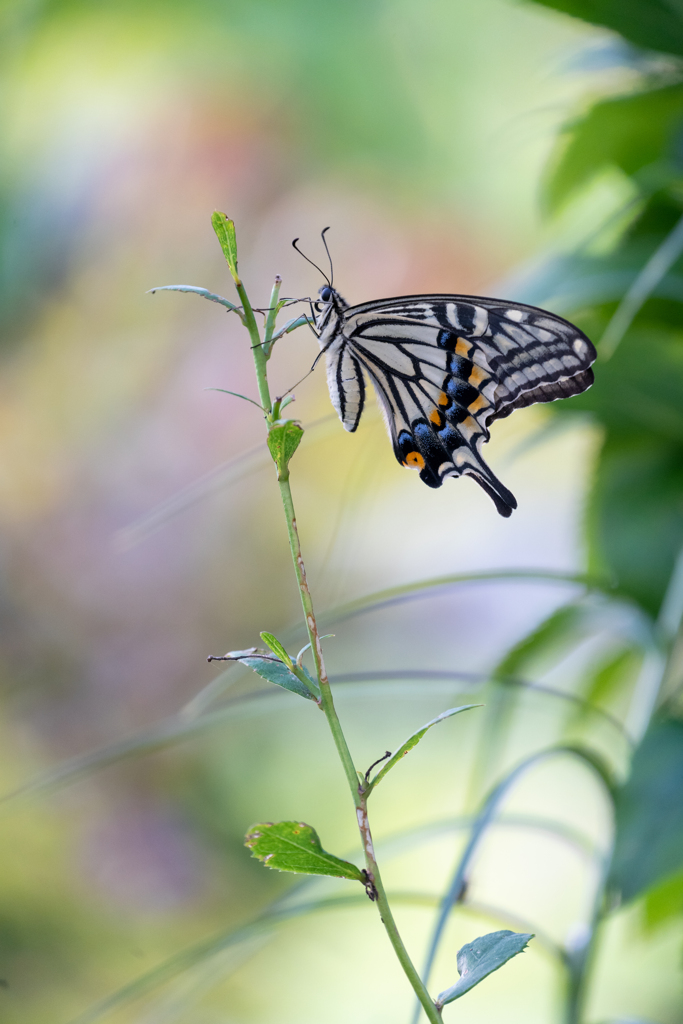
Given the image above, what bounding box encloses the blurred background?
[1,0,683,1022]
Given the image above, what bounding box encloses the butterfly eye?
[319,286,332,302]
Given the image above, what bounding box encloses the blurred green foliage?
[2,0,683,1020]
[524,0,683,951]
[530,0,683,58]
[609,717,683,902]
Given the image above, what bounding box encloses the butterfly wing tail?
[392,419,518,516]
[464,464,517,517]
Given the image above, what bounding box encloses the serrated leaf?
[234,652,319,701]
[260,631,293,668]
[245,821,365,881]
[267,420,304,476]
[436,930,533,1007]
[366,705,480,792]
[211,211,239,281]
[609,717,683,902]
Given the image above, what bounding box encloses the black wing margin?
[470,302,596,426]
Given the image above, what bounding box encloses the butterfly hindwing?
[316,291,596,516]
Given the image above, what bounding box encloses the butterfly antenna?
[292,237,331,286]
[321,226,334,287]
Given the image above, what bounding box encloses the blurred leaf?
[549,323,683,614]
[319,569,605,630]
[509,248,683,314]
[366,705,480,792]
[527,0,683,59]
[233,652,319,700]
[545,84,683,212]
[641,869,683,929]
[587,432,683,615]
[494,602,591,678]
[600,213,683,358]
[609,716,683,901]
[583,647,642,709]
[260,631,293,668]
[244,821,365,881]
[566,326,683,441]
[436,930,533,1007]
[2,668,631,810]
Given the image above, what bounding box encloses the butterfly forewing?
[316,291,596,517]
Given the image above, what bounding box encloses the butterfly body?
[314,287,596,517]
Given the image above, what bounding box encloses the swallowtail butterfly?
[313,286,596,517]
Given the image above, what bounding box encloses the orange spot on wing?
[455,338,472,357]
[437,390,449,406]
[404,451,425,470]
[468,394,487,414]
[429,408,443,425]
[469,364,487,386]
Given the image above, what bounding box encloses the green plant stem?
[235,275,272,415]
[277,473,442,1024]
[357,792,444,1024]
[238,270,442,1024]
[276,475,358,782]
[263,276,281,357]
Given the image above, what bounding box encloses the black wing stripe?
[324,293,596,516]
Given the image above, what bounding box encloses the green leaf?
[208,388,264,410]
[270,314,312,342]
[245,821,365,881]
[609,717,683,902]
[211,211,239,282]
[260,631,293,668]
[545,85,683,212]
[235,652,319,701]
[146,283,242,313]
[267,420,304,477]
[366,705,480,792]
[436,930,533,1007]
[527,0,683,59]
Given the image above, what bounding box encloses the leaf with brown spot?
[245,821,365,880]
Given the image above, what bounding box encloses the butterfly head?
[314,284,348,334]
[317,284,347,307]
